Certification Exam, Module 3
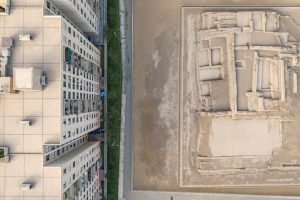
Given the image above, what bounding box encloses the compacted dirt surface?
[132,0,300,195]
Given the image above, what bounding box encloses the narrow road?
[119,0,133,199]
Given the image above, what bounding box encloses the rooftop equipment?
[19,34,32,41]
[13,67,47,91]
[0,37,13,77]
[18,120,32,127]
[19,183,32,191]
[0,0,10,15]
[0,146,9,163]
[41,75,47,86]
[0,77,13,93]
[2,37,12,48]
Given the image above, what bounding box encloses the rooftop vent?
[19,183,32,191]
[19,34,32,41]
[18,120,32,126]
[41,75,47,86]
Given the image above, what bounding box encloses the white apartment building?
[0,0,103,199]
[47,0,100,35]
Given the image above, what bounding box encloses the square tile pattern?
[0,6,62,199]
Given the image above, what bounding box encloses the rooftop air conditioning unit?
[0,77,13,94]
[0,146,9,163]
[2,49,11,57]
[20,183,32,191]
[0,0,10,15]
[18,120,32,126]
[41,75,47,86]
[19,34,32,41]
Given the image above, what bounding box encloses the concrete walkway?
[118,0,133,199]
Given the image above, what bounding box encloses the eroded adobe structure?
[181,9,300,186]
[197,11,296,117]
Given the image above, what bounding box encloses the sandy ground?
[133,0,300,196]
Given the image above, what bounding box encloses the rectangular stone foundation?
[180,6,300,187]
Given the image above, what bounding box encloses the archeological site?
[180,7,300,186]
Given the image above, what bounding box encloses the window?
[63,36,67,44]
[63,168,67,174]
[63,23,67,31]
[46,1,51,9]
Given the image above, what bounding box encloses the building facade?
[0,0,103,199]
